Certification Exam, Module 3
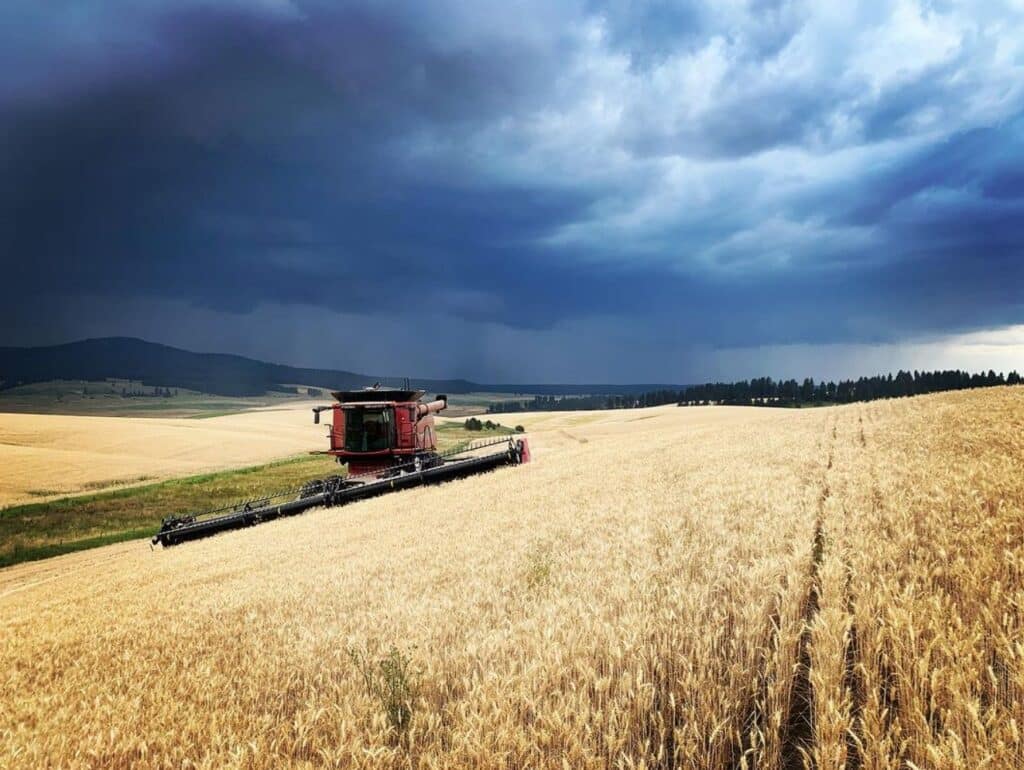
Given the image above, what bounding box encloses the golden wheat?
[0,407,325,506]
[809,392,1024,770]
[0,390,1021,768]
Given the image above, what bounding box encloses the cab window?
[344,408,391,452]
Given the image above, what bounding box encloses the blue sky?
[2,0,1022,382]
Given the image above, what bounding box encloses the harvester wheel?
[323,475,345,492]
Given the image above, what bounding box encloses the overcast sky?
[2,0,1022,383]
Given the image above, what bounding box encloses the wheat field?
[1,389,1021,768]
[0,407,326,507]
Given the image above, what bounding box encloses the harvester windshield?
[344,407,392,452]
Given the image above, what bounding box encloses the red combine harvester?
[152,385,530,547]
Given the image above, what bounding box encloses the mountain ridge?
[0,337,680,397]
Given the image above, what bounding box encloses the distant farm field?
[0,379,540,419]
[0,405,326,506]
[0,379,317,418]
[1,389,1022,768]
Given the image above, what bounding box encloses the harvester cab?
[313,386,448,476]
[153,384,530,547]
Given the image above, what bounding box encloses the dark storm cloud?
[1,0,1023,380]
[2,1,594,324]
[815,120,1024,243]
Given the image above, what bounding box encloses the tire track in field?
[841,407,874,770]
[843,562,865,770]
[791,407,868,770]
[780,414,836,770]
[734,414,835,770]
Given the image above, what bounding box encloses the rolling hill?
[0,337,678,398]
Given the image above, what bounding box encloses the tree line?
[486,369,1022,414]
[463,417,525,432]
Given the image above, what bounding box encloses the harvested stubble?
[1,389,1022,769]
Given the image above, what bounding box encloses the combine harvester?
[152,386,530,547]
